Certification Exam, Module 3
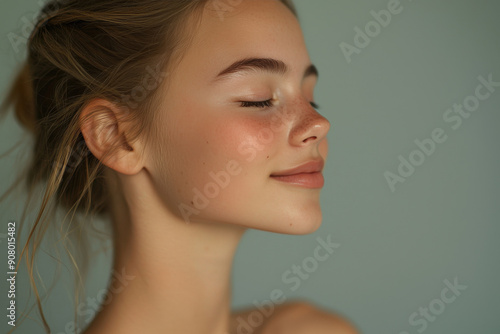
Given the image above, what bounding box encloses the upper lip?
[270,160,324,176]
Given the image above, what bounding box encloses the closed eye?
[240,100,320,109]
[240,100,274,108]
[310,101,320,109]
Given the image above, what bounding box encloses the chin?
[286,199,324,235]
[189,190,325,234]
[286,212,323,235]
[253,204,324,235]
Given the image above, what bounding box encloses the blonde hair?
[0,0,297,332]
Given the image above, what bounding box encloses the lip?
[270,160,325,188]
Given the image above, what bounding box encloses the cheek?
[194,115,278,187]
[183,117,277,222]
[152,106,279,219]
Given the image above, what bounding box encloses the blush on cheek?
[222,116,284,165]
[164,109,285,222]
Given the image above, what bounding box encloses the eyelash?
[240,100,320,109]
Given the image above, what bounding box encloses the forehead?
[168,0,310,84]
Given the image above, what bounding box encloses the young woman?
[2,0,358,333]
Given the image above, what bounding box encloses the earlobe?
[79,99,144,175]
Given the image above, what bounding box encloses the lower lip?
[270,172,324,188]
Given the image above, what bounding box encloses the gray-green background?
[0,0,499,333]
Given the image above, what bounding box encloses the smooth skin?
[80,0,358,333]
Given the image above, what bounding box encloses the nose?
[289,100,330,147]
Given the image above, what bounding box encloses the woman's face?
[147,0,330,234]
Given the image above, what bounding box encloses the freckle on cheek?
[221,117,279,162]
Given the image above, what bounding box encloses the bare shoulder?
[230,301,359,334]
[263,301,360,334]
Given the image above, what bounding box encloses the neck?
[84,168,246,334]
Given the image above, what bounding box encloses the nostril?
[303,136,317,143]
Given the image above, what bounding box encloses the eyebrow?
[213,57,318,82]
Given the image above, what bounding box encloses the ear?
[79,99,145,175]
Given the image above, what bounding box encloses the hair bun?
[1,62,36,134]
